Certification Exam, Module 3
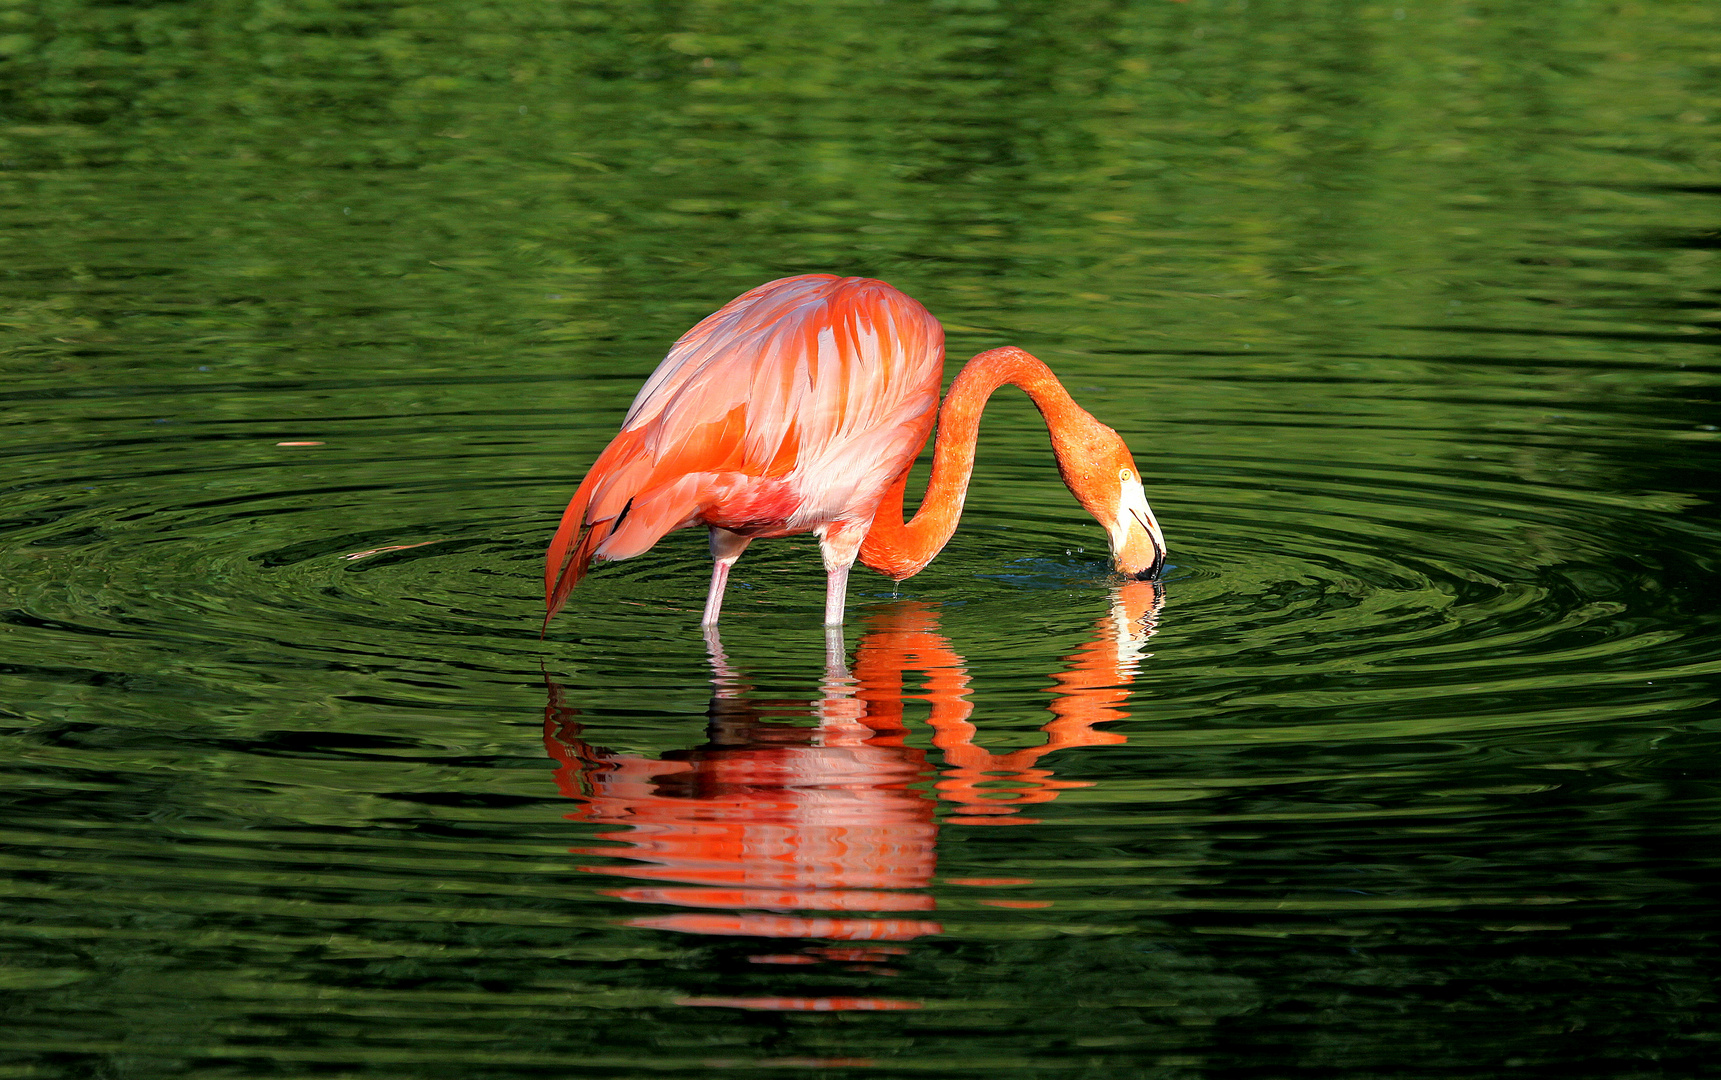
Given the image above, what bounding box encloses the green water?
[2,1,1719,1076]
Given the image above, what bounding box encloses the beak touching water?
[1105,476,1167,580]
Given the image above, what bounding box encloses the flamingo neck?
[859,346,1097,580]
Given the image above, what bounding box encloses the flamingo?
[544,274,1165,628]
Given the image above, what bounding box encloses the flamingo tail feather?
[544,484,602,630]
[544,475,707,631]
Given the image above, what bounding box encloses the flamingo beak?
[1106,478,1166,580]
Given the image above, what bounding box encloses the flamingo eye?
[1119,468,1134,483]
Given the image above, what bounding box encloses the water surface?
[2,2,1719,1076]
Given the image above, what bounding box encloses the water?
[2,1,1719,1076]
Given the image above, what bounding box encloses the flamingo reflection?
[542,582,1161,1007]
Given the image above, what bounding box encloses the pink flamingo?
[545,274,1165,627]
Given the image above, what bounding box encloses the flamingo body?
[546,275,943,621]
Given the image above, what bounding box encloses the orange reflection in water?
[542,583,1162,1010]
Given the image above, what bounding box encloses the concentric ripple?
[3,349,1718,1077]
[3,352,1716,749]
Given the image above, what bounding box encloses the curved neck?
[859,346,1095,580]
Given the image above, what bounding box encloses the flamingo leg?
[702,527,752,626]
[816,521,867,627]
[824,561,852,626]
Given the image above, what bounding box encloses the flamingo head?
[1102,459,1167,580]
[1051,418,1167,581]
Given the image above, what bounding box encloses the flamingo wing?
[546,275,944,622]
